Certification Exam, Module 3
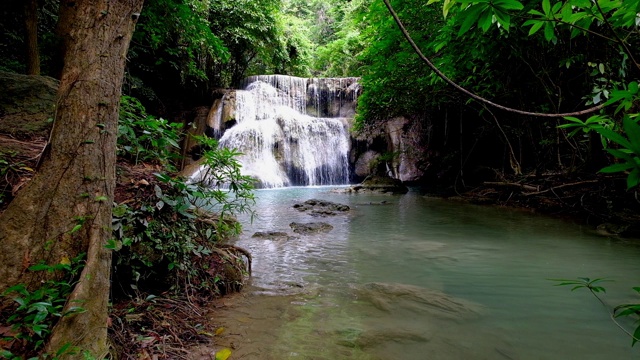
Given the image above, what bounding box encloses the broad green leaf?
[458,4,485,36]
[606,148,635,162]
[623,116,640,155]
[493,10,511,31]
[527,20,544,35]
[443,0,456,18]
[542,0,551,15]
[595,127,633,149]
[478,10,493,31]
[28,263,51,272]
[563,116,585,124]
[543,22,554,41]
[493,0,524,10]
[599,162,634,173]
[632,324,640,346]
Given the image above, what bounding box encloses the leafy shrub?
[118,96,183,171]
[110,136,255,298]
[0,255,85,358]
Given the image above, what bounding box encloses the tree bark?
[0,0,143,357]
[24,0,41,75]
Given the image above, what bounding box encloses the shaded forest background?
[3,0,637,187]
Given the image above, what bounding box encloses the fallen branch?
[484,181,539,192]
[522,180,599,196]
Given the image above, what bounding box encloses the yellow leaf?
[214,348,232,360]
[60,256,71,265]
[215,327,225,336]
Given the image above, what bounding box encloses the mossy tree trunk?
[0,0,143,357]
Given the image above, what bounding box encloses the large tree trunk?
[24,0,41,75]
[0,0,143,357]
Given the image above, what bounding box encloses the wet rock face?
[289,222,334,234]
[293,199,350,217]
[339,176,409,194]
[350,116,430,184]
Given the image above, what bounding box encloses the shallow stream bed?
[198,187,640,359]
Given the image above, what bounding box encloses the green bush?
[110,136,255,298]
[117,96,183,171]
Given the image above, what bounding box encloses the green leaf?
[599,162,634,173]
[595,128,633,149]
[542,0,551,15]
[527,20,544,35]
[493,10,511,31]
[458,4,485,36]
[28,263,51,272]
[543,22,555,41]
[70,224,82,234]
[622,117,640,154]
[493,0,523,10]
[478,9,493,31]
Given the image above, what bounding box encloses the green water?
[219,187,640,359]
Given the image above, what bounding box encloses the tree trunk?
[0,0,143,357]
[24,0,41,75]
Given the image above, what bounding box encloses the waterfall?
[213,75,359,188]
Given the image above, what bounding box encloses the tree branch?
[382,0,605,118]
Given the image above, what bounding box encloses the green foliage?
[110,136,254,296]
[595,116,640,189]
[311,0,368,77]
[117,96,183,171]
[551,277,640,346]
[130,0,229,84]
[0,254,85,357]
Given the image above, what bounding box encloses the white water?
[207,187,640,360]
[216,75,356,188]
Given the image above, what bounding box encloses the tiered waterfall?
[209,75,359,188]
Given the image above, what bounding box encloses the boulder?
[292,198,350,217]
[0,71,58,139]
[251,231,297,241]
[289,222,333,234]
[341,176,408,194]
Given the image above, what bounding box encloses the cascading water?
[212,75,359,188]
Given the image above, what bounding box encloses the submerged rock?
[355,282,482,320]
[251,231,297,241]
[293,198,350,217]
[335,327,430,349]
[289,222,333,234]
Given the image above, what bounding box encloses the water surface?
[208,187,640,360]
